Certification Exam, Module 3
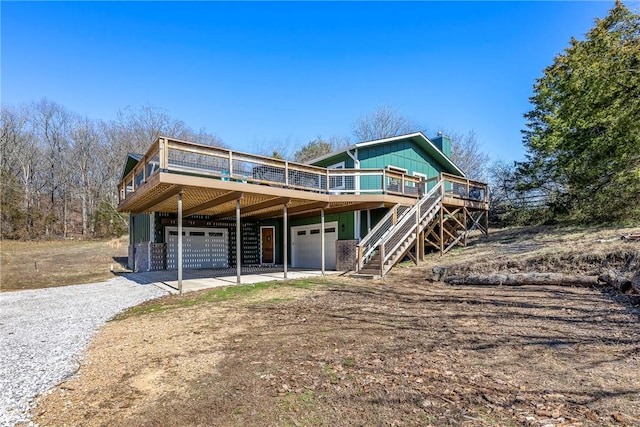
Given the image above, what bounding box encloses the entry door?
[261,227,275,264]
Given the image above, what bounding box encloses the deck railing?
[440,172,488,204]
[118,137,425,204]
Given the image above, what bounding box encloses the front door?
[261,227,275,264]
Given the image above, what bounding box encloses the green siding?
[289,212,354,240]
[359,140,446,180]
[130,213,150,245]
[431,135,452,158]
[311,152,354,168]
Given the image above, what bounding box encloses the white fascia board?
[305,144,358,165]
[355,132,466,178]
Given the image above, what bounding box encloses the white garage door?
[166,227,228,269]
[291,222,338,270]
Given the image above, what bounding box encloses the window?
[409,171,427,187]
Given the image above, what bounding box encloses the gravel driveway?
[0,276,167,426]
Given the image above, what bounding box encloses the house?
[118,132,488,285]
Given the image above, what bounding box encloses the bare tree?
[448,131,490,181]
[69,116,101,236]
[352,106,420,142]
[30,99,73,236]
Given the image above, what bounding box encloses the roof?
[122,153,143,180]
[305,132,465,177]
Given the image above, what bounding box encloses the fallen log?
[621,233,640,241]
[598,269,632,293]
[632,270,640,294]
[444,272,600,287]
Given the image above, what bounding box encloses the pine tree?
[520,0,640,222]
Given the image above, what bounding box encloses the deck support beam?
[236,199,241,285]
[178,191,183,295]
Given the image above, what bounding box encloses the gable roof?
[121,153,143,180]
[306,132,465,177]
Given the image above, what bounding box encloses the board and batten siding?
[130,213,151,246]
[358,139,445,179]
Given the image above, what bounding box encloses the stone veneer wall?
[336,240,358,272]
[134,242,150,272]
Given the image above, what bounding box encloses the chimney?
[431,133,451,158]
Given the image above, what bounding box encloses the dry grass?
[0,236,129,291]
[30,225,640,427]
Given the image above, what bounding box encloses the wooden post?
[382,169,386,193]
[392,206,398,225]
[283,204,288,279]
[439,205,444,256]
[285,161,289,187]
[415,200,420,264]
[321,208,325,275]
[463,207,468,247]
[163,138,169,171]
[325,169,329,192]
[178,191,183,295]
[379,244,385,276]
[159,138,166,170]
[485,209,489,237]
[357,245,363,272]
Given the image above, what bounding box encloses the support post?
[439,205,444,256]
[283,204,288,279]
[177,191,183,295]
[321,208,325,275]
[415,200,420,265]
[485,208,489,237]
[236,199,241,284]
[463,207,468,247]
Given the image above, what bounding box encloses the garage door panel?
[291,222,337,270]
[166,227,228,269]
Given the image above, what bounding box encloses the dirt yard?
[31,226,640,426]
[0,237,129,291]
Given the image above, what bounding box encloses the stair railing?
[357,204,410,270]
[378,181,443,274]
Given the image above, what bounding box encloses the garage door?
[291,222,338,270]
[166,227,228,269]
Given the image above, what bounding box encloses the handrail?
[379,181,443,272]
[440,172,488,203]
[357,204,410,268]
[118,136,425,203]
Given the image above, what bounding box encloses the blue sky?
[1,1,625,163]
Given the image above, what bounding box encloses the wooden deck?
[117,137,488,220]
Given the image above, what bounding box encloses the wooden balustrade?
[118,137,483,205]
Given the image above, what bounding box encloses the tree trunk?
[444,272,599,287]
[82,190,88,237]
[598,269,632,293]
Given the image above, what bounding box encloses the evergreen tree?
[520,0,640,222]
